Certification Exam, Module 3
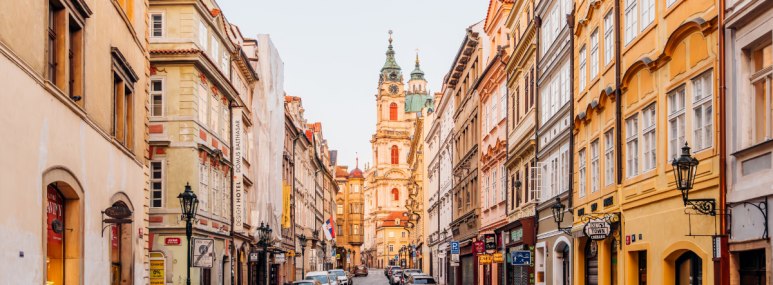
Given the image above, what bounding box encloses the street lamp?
[298,233,308,277]
[257,223,272,284]
[551,197,572,235]
[178,183,198,285]
[671,143,715,215]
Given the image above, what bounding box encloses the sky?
[218,0,489,169]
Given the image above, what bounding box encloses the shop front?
[571,212,620,285]
[499,217,535,285]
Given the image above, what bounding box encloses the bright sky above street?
[218,0,489,168]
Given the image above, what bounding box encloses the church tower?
[364,31,428,267]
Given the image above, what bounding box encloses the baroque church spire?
[410,50,425,81]
[380,30,402,82]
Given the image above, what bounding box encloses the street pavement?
[352,268,389,285]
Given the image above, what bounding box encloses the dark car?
[353,265,368,277]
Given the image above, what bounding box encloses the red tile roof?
[381,212,409,227]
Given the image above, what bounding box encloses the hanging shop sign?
[583,218,612,240]
[287,250,295,257]
[231,107,245,234]
[249,252,259,262]
[492,252,504,263]
[273,253,286,264]
[479,254,492,264]
[509,228,523,243]
[484,234,497,253]
[511,250,531,266]
[473,240,485,255]
[192,238,214,268]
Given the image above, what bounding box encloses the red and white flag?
[323,216,336,240]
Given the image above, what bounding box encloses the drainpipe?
[533,13,542,261]
[566,8,576,285]
[613,0,624,282]
[718,0,728,283]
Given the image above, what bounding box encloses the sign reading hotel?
[231,107,244,233]
[583,218,612,240]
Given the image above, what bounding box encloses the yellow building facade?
[334,164,365,270]
[571,0,721,282]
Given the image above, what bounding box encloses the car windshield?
[411,278,437,284]
[306,276,327,283]
[393,270,402,276]
[329,271,345,277]
[405,270,421,274]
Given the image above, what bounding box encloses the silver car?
[405,275,437,285]
[328,269,350,285]
[305,271,338,285]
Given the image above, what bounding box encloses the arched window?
[391,188,399,200]
[675,251,702,285]
[389,103,398,121]
[391,145,399,164]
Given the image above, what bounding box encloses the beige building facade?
[0,0,149,284]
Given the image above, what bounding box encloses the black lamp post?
[178,183,199,285]
[551,197,573,235]
[298,233,307,277]
[671,143,715,215]
[257,223,272,285]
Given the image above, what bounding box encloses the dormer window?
[395,219,400,225]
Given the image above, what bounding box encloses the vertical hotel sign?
[231,107,244,233]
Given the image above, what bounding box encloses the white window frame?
[642,104,657,171]
[626,115,639,177]
[221,52,229,73]
[692,71,713,151]
[750,43,773,146]
[624,0,638,45]
[150,160,164,208]
[150,77,164,117]
[501,164,507,201]
[591,140,599,193]
[668,87,686,159]
[198,20,208,51]
[197,84,208,124]
[666,0,676,7]
[604,11,614,65]
[199,163,209,212]
[492,169,497,206]
[604,130,614,186]
[578,148,587,197]
[641,0,655,30]
[211,36,219,65]
[590,29,599,78]
[150,13,164,38]
[579,45,587,90]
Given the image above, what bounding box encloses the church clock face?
[389,84,399,94]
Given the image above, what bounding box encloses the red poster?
[46,185,64,245]
[474,240,485,255]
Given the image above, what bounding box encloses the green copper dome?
[410,53,425,81]
[381,31,402,82]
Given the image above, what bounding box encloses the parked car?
[305,271,338,285]
[405,275,437,285]
[293,281,323,285]
[389,269,403,285]
[385,266,401,278]
[399,269,423,285]
[328,269,350,285]
[353,265,368,277]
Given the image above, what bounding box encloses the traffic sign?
[511,251,531,266]
[450,241,460,254]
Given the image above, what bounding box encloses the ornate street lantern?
[298,233,307,277]
[177,182,198,285]
[551,197,572,235]
[670,142,715,215]
[671,143,699,201]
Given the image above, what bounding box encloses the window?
[392,188,399,201]
[604,12,614,65]
[666,0,676,7]
[198,20,208,51]
[668,87,686,159]
[211,168,220,215]
[337,205,344,214]
[501,165,507,201]
[150,78,163,117]
[197,84,207,123]
[642,104,657,171]
[579,148,587,197]
[391,145,399,164]
[675,251,702,285]
[150,13,163,38]
[500,83,507,121]
[221,105,229,141]
[48,4,60,83]
[624,0,638,44]
[579,45,587,90]
[641,0,654,29]
[604,130,614,186]
[211,37,219,65]
[590,29,599,78]
[199,163,209,211]
[541,62,571,122]
[389,245,394,252]
[751,42,773,145]
[210,96,219,135]
[113,68,135,150]
[352,225,360,235]
[48,1,85,103]
[492,169,497,206]
[390,102,398,121]
[151,161,163,207]
[591,140,600,193]
[692,71,713,151]
[626,115,639,177]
